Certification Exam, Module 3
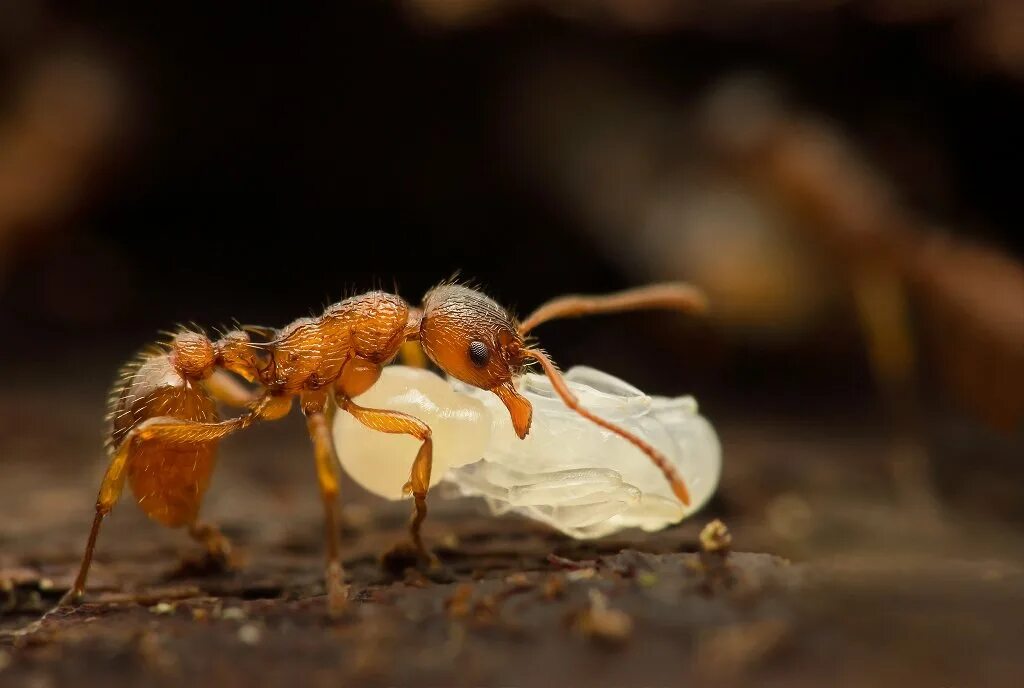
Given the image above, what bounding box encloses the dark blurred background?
[1,1,1022,519]
[2,5,1024,685]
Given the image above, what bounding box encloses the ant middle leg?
[301,391,349,616]
[337,397,436,566]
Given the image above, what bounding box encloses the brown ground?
[2,381,1023,688]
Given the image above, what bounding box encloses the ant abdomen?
[106,334,221,528]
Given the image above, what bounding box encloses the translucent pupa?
[334,364,721,538]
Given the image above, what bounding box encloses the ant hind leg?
[60,437,134,607]
[62,410,263,607]
[166,520,237,578]
[187,521,233,562]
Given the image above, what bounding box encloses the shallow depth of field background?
[1,2,1023,685]
[3,0,1023,507]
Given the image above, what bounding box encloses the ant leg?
[187,520,234,569]
[128,408,266,445]
[518,282,708,334]
[398,340,429,368]
[62,407,266,606]
[337,397,436,565]
[849,268,939,516]
[301,392,348,616]
[203,369,261,408]
[60,439,131,606]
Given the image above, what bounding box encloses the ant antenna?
[518,282,708,335]
[520,348,692,506]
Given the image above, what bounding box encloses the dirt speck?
[571,589,634,645]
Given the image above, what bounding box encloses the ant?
[61,281,707,615]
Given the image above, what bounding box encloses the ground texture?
[2,383,1023,688]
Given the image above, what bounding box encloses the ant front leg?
[300,390,349,616]
[337,396,437,567]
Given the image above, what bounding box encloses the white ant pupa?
[333,365,721,538]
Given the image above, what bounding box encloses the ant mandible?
[62,281,707,615]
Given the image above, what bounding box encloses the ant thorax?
[334,365,721,539]
[260,292,413,392]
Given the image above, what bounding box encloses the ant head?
[419,284,532,438]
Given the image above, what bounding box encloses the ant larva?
[62,281,707,615]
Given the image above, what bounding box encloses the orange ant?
[62,282,707,615]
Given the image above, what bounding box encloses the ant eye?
[468,340,490,367]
